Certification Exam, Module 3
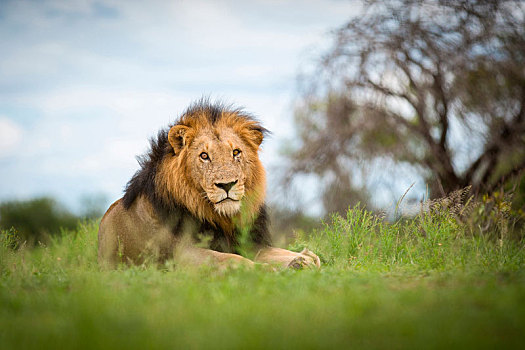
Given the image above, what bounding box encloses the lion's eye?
[200,152,209,160]
[233,149,241,157]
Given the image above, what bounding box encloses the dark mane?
[122,99,268,214]
[180,98,269,133]
[122,127,172,212]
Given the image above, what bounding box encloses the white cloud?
[0,0,361,209]
[0,118,23,157]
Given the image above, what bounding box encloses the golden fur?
[156,111,266,232]
[98,101,320,269]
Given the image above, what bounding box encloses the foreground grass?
[1,208,524,349]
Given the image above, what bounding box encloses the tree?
[0,197,78,244]
[285,0,525,215]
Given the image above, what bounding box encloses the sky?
[0,0,364,214]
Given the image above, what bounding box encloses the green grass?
[1,206,524,349]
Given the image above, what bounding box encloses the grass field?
[1,206,524,349]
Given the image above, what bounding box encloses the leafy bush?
[0,197,78,244]
[0,227,21,250]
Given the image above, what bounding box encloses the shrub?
[0,197,78,244]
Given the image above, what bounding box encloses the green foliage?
[291,204,524,272]
[0,197,79,244]
[468,191,525,240]
[1,208,524,349]
[0,227,21,250]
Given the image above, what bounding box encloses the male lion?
[98,101,320,269]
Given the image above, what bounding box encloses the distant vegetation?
[0,196,106,246]
[0,197,78,244]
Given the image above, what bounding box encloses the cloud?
[0,0,360,210]
[0,118,23,157]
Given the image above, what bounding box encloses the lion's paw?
[288,256,308,269]
[287,248,321,269]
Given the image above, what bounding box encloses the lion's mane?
[120,100,271,252]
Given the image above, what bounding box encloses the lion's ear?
[245,126,266,149]
[168,125,191,154]
[250,127,265,147]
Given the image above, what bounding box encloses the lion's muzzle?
[215,180,238,194]
[207,179,244,216]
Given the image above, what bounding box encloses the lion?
[98,101,320,269]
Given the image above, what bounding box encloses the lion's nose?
[215,180,237,193]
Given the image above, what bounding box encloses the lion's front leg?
[176,246,254,269]
[254,247,321,269]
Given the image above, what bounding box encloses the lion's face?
[158,112,266,222]
[188,128,247,216]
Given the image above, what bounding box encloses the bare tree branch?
[285,0,525,214]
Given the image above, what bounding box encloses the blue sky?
[0,0,363,214]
